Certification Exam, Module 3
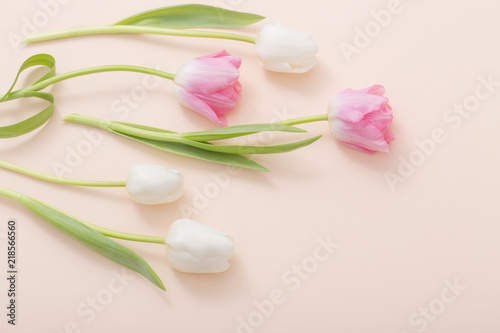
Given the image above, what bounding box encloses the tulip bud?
[173,50,242,126]
[165,219,234,273]
[126,164,183,205]
[254,22,318,73]
[328,85,395,153]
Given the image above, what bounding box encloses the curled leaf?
[0,54,56,138]
[0,92,54,138]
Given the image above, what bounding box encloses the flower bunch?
[0,3,396,292]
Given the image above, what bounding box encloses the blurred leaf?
[114,4,265,28]
[17,193,166,291]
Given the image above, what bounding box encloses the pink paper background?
[1,0,500,332]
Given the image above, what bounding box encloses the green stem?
[0,185,165,244]
[65,114,177,139]
[26,65,174,92]
[81,220,166,244]
[0,186,21,201]
[276,114,329,126]
[62,114,117,131]
[1,65,175,102]
[23,25,256,44]
[0,160,126,187]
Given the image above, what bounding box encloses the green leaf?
[114,120,307,142]
[114,121,177,134]
[181,123,307,142]
[108,123,320,156]
[0,54,56,102]
[17,194,165,291]
[0,54,56,138]
[112,131,269,172]
[113,4,265,29]
[63,114,319,170]
[0,92,54,138]
[176,135,323,155]
[107,121,319,155]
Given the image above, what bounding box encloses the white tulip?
[165,219,234,273]
[126,164,183,205]
[254,22,319,73]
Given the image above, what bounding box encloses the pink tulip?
[328,85,394,153]
[173,50,242,126]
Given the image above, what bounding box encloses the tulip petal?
[200,83,241,117]
[175,55,241,95]
[201,50,242,68]
[165,219,234,273]
[173,50,242,125]
[331,120,390,153]
[328,85,394,153]
[173,84,226,126]
[359,84,386,96]
[255,22,318,73]
[364,106,393,134]
[384,130,395,143]
[330,90,389,124]
[258,61,293,73]
[126,164,183,205]
[338,141,377,154]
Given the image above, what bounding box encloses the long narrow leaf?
[64,114,318,170]
[175,135,323,155]
[112,131,269,172]
[114,120,307,141]
[181,123,307,142]
[106,120,319,154]
[17,194,165,291]
[114,121,178,134]
[110,123,322,155]
[113,4,265,29]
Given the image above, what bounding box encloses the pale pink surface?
[173,50,242,126]
[1,1,500,333]
[328,85,394,153]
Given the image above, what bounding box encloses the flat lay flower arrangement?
[0,4,393,291]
